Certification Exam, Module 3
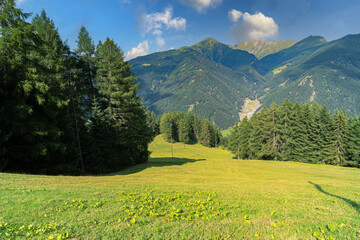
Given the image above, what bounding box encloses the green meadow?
[1,135,359,239]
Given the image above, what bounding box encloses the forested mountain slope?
[131,34,360,128]
[131,38,266,128]
[261,34,360,116]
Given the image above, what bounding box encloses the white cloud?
[156,36,166,47]
[228,9,243,23]
[229,11,279,42]
[152,30,163,36]
[141,8,186,35]
[180,0,223,13]
[125,41,149,61]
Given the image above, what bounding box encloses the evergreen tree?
[347,117,360,167]
[94,38,153,169]
[280,99,296,161]
[238,116,251,159]
[327,109,348,166]
[248,113,264,159]
[179,117,192,145]
[160,113,176,142]
[0,0,34,171]
[319,105,333,163]
[199,119,214,147]
[75,26,97,118]
[259,103,282,160]
[228,123,241,159]
[308,102,322,163]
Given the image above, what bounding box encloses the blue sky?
[16,0,360,60]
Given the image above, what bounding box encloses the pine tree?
[248,113,264,159]
[347,117,360,167]
[0,0,34,170]
[319,105,333,163]
[238,116,251,159]
[160,113,176,142]
[280,99,296,161]
[179,117,192,145]
[94,38,153,169]
[308,102,322,163]
[327,110,349,166]
[75,26,97,116]
[228,123,241,159]
[199,119,214,147]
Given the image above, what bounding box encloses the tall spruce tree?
[238,116,251,159]
[0,0,35,171]
[280,99,296,161]
[94,38,153,169]
[327,109,348,166]
[228,123,241,159]
[347,117,360,167]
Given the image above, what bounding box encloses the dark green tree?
[347,117,360,167]
[199,119,214,147]
[327,109,348,166]
[94,38,153,169]
[228,123,241,159]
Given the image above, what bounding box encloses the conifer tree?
[0,0,34,171]
[179,117,192,145]
[75,26,97,117]
[199,119,214,147]
[280,99,296,161]
[308,102,322,163]
[238,116,251,159]
[347,117,360,167]
[160,113,176,142]
[248,112,264,159]
[95,38,153,168]
[228,123,241,159]
[327,110,348,166]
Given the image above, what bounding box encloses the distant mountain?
[131,34,360,128]
[231,40,297,59]
[260,34,360,115]
[130,38,266,128]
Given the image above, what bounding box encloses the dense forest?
[158,112,222,148]
[0,1,154,174]
[228,99,360,168]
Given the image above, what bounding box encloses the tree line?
[0,1,154,174]
[158,112,222,148]
[228,99,360,167]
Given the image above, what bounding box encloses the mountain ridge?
[131,34,360,128]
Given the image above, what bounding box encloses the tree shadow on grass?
[108,157,205,176]
[309,181,360,214]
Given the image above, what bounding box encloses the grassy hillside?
[232,40,297,59]
[1,135,359,239]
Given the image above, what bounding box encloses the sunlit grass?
[1,135,359,239]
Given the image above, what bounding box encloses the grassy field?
[1,135,360,239]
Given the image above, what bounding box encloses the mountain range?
[130,34,360,128]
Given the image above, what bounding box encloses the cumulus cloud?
[141,8,186,35]
[180,0,223,13]
[229,11,279,42]
[228,9,243,23]
[140,8,186,48]
[125,41,149,61]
